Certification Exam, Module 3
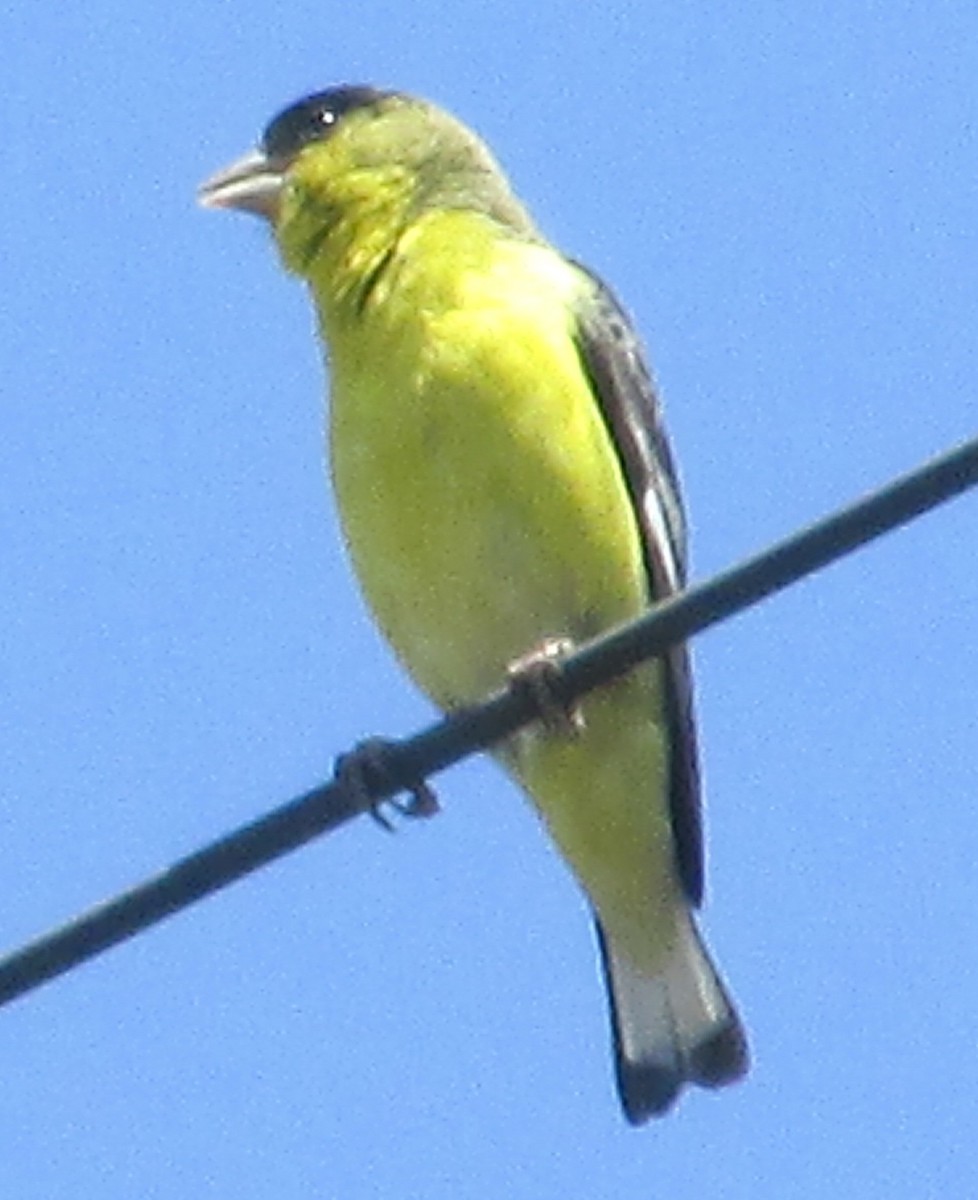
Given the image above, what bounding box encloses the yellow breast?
[324,211,647,708]
[318,211,678,956]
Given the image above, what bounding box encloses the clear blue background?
[2,3,976,1196]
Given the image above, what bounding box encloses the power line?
[1,434,976,1008]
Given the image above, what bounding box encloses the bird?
[199,85,748,1123]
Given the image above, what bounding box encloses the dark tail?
[596,914,748,1123]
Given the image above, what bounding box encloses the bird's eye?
[261,86,385,160]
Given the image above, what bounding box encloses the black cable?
[1,434,976,1008]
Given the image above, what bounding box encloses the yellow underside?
[317,211,681,968]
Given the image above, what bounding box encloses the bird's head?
[198,85,532,277]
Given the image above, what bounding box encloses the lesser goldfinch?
[199,86,747,1123]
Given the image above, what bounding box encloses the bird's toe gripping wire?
[334,737,440,832]
[506,636,585,737]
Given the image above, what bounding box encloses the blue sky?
[3,2,977,1196]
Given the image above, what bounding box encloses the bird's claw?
[334,737,440,832]
[507,636,585,736]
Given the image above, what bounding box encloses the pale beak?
[198,149,284,220]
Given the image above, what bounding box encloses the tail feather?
[596,915,748,1124]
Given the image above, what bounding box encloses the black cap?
[261,86,390,160]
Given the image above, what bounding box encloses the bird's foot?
[333,737,440,832]
[507,636,585,737]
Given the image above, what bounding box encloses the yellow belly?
[323,221,681,967]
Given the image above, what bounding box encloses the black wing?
[572,267,704,906]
